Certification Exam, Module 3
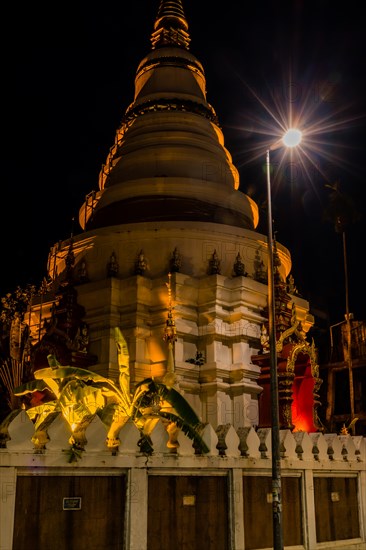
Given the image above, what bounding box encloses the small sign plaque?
[183,495,196,506]
[63,497,82,510]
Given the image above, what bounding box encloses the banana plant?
[12,356,116,460]
[6,328,208,460]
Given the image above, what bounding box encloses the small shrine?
[31,241,97,372]
[251,243,323,432]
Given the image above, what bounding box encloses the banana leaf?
[58,380,105,428]
[131,379,209,453]
[70,413,96,446]
[134,415,160,434]
[66,414,97,461]
[115,327,131,405]
[35,366,111,383]
[158,411,209,454]
[25,404,60,449]
[14,379,58,398]
[26,401,59,425]
[98,402,132,449]
[131,379,201,426]
[40,356,130,407]
[155,383,202,427]
[130,379,156,416]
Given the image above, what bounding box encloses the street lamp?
[266,128,302,550]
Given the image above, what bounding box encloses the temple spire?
[151,0,190,50]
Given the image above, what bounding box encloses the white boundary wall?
[1,413,365,550]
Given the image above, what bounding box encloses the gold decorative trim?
[276,302,306,353]
[286,340,319,377]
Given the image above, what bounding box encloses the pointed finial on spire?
[163,272,177,345]
[163,272,177,387]
[151,0,191,50]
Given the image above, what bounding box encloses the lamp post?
[266,128,302,550]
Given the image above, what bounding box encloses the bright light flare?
[231,69,366,192]
[283,128,302,148]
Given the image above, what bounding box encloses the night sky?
[3,1,366,333]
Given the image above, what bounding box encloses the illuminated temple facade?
[1,2,365,549]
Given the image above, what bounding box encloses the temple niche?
[253,339,323,432]
[252,249,323,433]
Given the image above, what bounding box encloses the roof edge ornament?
[151,0,190,50]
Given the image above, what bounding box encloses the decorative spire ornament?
[170,247,182,273]
[134,250,147,275]
[208,249,221,275]
[163,273,177,388]
[233,252,247,277]
[107,251,119,278]
[151,0,190,50]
